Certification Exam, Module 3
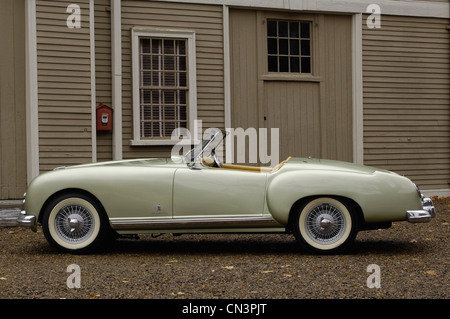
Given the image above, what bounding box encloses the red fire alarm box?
[96,103,113,132]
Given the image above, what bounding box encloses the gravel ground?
[0,197,448,301]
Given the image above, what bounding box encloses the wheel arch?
[286,195,365,233]
[37,188,107,224]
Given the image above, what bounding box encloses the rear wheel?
[292,197,358,254]
[42,193,111,254]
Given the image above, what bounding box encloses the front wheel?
[42,193,111,254]
[292,197,358,254]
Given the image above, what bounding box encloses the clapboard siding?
[36,0,93,171]
[0,0,27,199]
[121,0,224,159]
[362,14,450,190]
[94,0,113,162]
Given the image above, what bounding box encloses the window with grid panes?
[139,38,188,138]
[267,20,312,73]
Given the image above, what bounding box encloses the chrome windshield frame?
[184,128,225,168]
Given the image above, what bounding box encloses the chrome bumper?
[406,197,436,223]
[17,194,37,232]
[17,210,37,231]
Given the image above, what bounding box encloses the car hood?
[285,157,395,175]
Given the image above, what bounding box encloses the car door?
[172,167,267,219]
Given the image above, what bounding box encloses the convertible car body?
[18,129,435,254]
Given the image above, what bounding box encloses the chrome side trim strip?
[110,216,282,231]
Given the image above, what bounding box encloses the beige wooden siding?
[0,0,27,199]
[362,15,450,190]
[121,0,224,159]
[94,0,113,162]
[36,0,93,171]
[230,9,353,165]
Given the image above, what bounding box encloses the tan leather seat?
[201,156,292,173]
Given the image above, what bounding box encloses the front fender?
[25,166,175,223]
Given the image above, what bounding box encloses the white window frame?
[131,28,197,146]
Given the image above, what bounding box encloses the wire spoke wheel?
[293,197,357,254]
[54,204,95,244]
[42,193,110,254]
[305,203,346,245]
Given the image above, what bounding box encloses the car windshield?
[185,128,225,166]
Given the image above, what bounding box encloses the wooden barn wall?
[362,14,450,190]
[36,0,93,171]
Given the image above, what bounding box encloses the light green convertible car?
[18,129,435,254]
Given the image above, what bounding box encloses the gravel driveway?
[0,198,448,302]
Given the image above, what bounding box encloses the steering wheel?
[211,148,223,168]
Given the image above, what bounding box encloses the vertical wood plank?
[0,0,16,199]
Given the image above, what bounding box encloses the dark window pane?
[152,71,161,86]
[290,39,299,55]
[179,56,187,71]
[268,56,278,72]
[267,38,278,54]
[164,55,175,70]
[301,40,310,56]
[177,40,186,55]
[279,56,289,72]
[164,40,174,54]
[179,91,186,105]
[179,106,187,120]
[164,91,175,105]
[278,21,288,37]
[141,55,151,70]
[290,57,300,72]
[300,22,310,38]
[152,55,161,70]
[164,72,175,86]
[141,106,151,121]
[289,22,299,38]
[152,39,162,53]
[153,122,161,137]
[179,72,187,87]
[151,105,160,119]
[141,72,151,86]
[164,121,176,136]
[141,122,151,138]
[267,20,277,37]
[279,39,288,55]
[141,39,151,53]
[140,89,151,104]
[301,57,311,73]
[152,90,160,104]
[164,106,175,120]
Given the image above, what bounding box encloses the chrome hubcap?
[305,203,346,245]
[54,204,95,244]
[320,217,332,229]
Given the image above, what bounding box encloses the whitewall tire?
[293,197,358,254]
[42,193,110,254]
